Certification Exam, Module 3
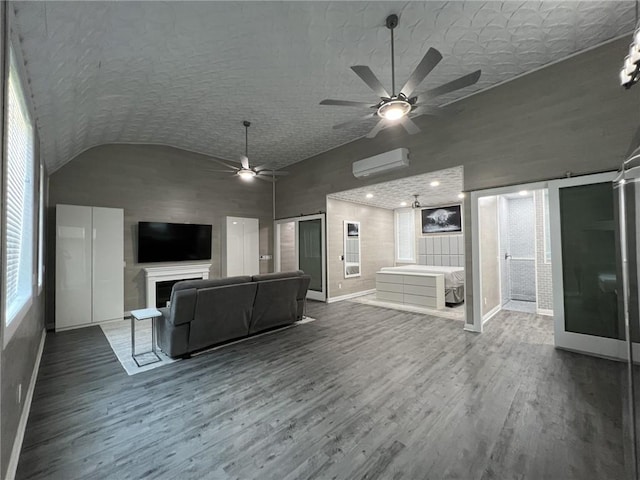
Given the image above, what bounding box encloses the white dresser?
[376,270,445,309]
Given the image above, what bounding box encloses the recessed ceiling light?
[366,193,374,199]
[400,201,407,207]
[430,181,440,187]
[519,190,528,196]
[458,193,465,199]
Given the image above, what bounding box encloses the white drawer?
[376,273,404,284]
[404,293,439,308]
[403,274,442,287]
[403,284,437,297]
[376,281,404,293]
[377,291,404,303]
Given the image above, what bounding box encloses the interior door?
[275,214,326,301]
[548,171,626,358]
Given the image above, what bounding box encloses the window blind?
[5,48,34,324]
[395,209,415,263]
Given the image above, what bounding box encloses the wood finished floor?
[17,302,626,480]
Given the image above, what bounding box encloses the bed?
[378,265,465,305]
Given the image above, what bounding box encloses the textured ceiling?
[11,1,635,173]
[328,166,463,210]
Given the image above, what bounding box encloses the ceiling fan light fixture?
[238,169,256,180]
[377,99,411,121]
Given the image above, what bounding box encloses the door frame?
[548,171,628,360]
[470,181,548,332]
[274,213,327,301]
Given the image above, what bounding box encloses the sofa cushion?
[189,282,257,351]
[173,276,252,293]
[249,277,300,334]
[251,270,303,282]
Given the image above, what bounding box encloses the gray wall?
[47,144,273,320]
[275,38,640,326]
[326,198,394,298]
[1,13,48,478]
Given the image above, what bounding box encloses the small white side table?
[130,308,162,367]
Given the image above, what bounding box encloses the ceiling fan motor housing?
[386,14,399,29]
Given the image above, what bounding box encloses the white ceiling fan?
[207,121,288,182]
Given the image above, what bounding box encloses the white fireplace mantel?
[144,263,211,308]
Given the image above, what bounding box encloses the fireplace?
[155,278,199,308]
[143,263,212,308]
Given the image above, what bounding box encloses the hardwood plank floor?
[16,302,626,479]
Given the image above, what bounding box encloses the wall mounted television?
[138,222,212,263]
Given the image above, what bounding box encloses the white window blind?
[38,163,44,289]
[395,208,415,263]
[5,47,35,325]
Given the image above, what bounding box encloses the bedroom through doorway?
[325,166,466,323]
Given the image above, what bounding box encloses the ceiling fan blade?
[254,175,274,182]
[420,70,481,101]
[350,66,390,98]
[320,99,374,108]
[399,48,443,98]
[258,170,289,177]
[332,113,377,130]
[399,116,420,135]
[210,158,239,170]
[204,169,238,173]
[240,155,250,170]
[366,119,387,139]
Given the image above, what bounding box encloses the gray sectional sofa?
[156,270,311,358]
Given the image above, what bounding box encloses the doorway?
[274,214,326,301]
[472,183,554,331]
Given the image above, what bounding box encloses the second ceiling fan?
[208,121,288,181]
[320,14,481,138]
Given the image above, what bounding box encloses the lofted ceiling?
[11,1,635,173]
[328,166,463,210]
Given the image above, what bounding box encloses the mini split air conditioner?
[352,148,410,178]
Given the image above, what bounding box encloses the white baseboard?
[327,289,376,304]
[6,328,46,480]
[537,308,553,317]
[481,305,501,326]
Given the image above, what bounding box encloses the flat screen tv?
[138,222,212,263]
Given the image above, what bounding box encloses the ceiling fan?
[207,121,288,182]
[320,14,481,139]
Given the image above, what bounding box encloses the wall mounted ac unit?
[352,148,410,178]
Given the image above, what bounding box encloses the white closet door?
[225,216,260,276]
[243,218,260,276]
[92,207,124,323]
[226,217,245,276]
[56,205,92,329]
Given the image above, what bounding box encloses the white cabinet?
[56,204,124,330]
[223,216,259,277]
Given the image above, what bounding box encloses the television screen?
[138,222,212,263]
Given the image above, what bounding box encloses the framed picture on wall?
[421,205,462,234]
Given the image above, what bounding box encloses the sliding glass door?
[275,214,326,301]
[548,172,626,358]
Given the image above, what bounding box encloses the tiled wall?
[534,190,553,311]
[417,234,464,267]
[507,197,536,301]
